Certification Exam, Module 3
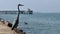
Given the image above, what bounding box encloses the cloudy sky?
[0,0,60,13]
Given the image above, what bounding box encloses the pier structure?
[0,9,33,14]
[0,11,24,14]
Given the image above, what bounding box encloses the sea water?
[0,12,60,34]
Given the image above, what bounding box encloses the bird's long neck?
[17,5,20,20]
[11,5,20,30]
[18,5,20,16]
[11,4,22,30]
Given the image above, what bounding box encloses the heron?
[11,4,24,30]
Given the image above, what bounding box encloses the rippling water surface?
[0,13,60,34]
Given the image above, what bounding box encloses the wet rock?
[8,23,12,27]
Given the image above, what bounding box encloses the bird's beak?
[18,4,24,6]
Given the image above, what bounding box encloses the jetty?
[0,8,33,14]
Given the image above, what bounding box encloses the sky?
[0,0,60,13]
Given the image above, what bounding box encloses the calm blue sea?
[0,12,60,34]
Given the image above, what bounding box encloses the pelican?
[12,4,24,30]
